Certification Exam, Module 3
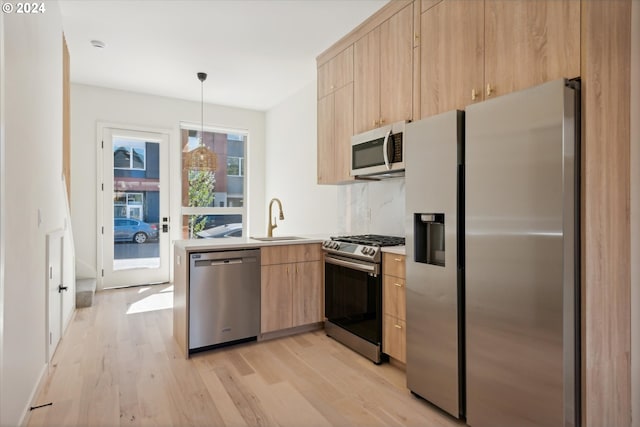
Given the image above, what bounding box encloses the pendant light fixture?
[184,72,217,171]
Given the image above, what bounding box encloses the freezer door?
[405,110,464,418]
[465,79,577,427]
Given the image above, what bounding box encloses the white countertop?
[381,246,406,256]
[173,234,330,252]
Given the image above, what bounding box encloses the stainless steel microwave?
[350,121,406,178]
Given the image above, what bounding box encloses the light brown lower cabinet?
[260,244,323,334]
[382,253,406,363]
[383,314,406,363]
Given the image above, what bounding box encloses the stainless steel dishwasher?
[189,249,260,351]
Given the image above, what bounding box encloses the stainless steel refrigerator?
[465,78,579,427]
[405,110,465,419]
[405,78,579,427]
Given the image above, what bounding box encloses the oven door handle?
[325,255,379,275]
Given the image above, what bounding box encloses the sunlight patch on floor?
[127,290,173,314]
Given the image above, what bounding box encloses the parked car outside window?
[196,223,243,239]
[114,218,159,243]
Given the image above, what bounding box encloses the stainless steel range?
[322,234,405,363]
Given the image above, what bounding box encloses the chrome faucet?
[267,198,284,237]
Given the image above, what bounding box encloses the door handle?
[58,284,68,293]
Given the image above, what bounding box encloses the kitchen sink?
[251,236,306,241]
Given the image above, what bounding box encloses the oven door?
[324,254,382,345]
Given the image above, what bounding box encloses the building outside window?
[180,124,247,238]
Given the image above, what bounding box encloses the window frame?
[179,122,248,239]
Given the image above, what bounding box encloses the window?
[227,156,244,176]
[180,124,247,239]
[113,139,146,170]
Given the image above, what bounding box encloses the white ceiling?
[59,0,388,111]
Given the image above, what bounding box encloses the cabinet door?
[383,314,406,363]
[334,83,354,183]
[421,0,484,118]
[292,261,323,327]
[317,95,335,184]
[318,46,354,99]
[354,27,381,134]
[261,264,292,333]
[383,275,406,320]
[484,0,580,98]
[380,4,413,126]
[383,253,406,278]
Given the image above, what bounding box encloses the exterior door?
[100,127,170,288]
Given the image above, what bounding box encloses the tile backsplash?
[337,178,405,237]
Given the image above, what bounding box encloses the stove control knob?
[333,242,340,250]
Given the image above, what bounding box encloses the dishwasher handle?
[193,256,258,268]
[210,258,243,266]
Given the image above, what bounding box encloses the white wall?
[631,1,639,426]
[264,81,338,235]
[71,84,266,280]
[2,3,72,425]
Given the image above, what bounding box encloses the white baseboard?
[19,362,48,427]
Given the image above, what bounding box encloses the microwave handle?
[382,129,392,170]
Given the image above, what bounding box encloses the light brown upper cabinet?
[317,46,354,185]
[421,0,443,13]
[420,0,580,118]
[420,0,484,118]
[317,46,354,100]
[354,4,413,134]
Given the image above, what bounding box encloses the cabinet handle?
[414,33,420,42]
[296,266,299,274]
[486,83,494,97]
[379,118,385,124]
[394,258,402,262]
[394,324,402,329]
[471,88,478,101]
[373,119,379,126]
[394,283,402,288]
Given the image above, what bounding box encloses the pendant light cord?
[201,78,204,145]
[197,72,207,146]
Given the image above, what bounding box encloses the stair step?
[76,278,96,308]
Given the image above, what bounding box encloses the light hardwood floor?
[27,285,463,427]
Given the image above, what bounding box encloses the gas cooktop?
[322,234,405,263]
[330,234,405,247]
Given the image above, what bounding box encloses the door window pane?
[112,138,159,270]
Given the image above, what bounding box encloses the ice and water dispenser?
[414,213,445,266]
